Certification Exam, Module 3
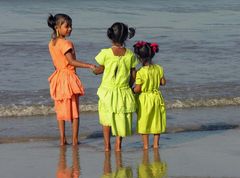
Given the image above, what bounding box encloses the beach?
[1,106,240,178]
[1,0,240,177]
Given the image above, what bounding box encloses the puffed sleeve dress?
[95,48,138,136]
[48,39,84,121]
[135,64,166,134]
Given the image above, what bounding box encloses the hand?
[90,65,98,75]
[91,65,104,75]
[89,64,96,70]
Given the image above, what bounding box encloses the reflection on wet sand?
[56,146,80,178]
[138,149,168,178]
[101,151,133,178]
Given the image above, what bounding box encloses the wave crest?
[0,97,240,117]
[167,97,240,109]
[0,104,98,117]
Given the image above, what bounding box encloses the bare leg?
[58,120,67,146]
[72,118,79,146]
[115,136,122,152]
[153,134,160,148]
[103,126,111,151]
[142,134,149,150]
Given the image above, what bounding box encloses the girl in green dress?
[133,41,166,150]
[93,22,138,152]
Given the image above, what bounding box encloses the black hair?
[133,42,159,65]
[107,22,135,45]
[47,13,72,39]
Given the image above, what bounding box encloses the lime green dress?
[95,48,138,137]
[135,64,166,134]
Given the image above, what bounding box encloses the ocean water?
[0,0,240,117]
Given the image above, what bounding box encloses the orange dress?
[48,39,84,121]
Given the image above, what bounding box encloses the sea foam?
[1,97,240,117]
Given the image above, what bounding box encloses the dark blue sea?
[1,2,240,177]
[0,0,239,118]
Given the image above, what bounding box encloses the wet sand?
[1,107,240,177]
[1,129,240,177]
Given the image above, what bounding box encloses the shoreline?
[1,106,240,177]
[1,106,240,144]
[0,128,240,177]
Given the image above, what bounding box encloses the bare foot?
[115,143,121,152]
[115,148,121,152]
[153,144,159,149]
[105,145,111,152]
[105,148,111,152]
[72,141,80,146]
[115,144,121,152]
[143,146,149,150]
[60,141,69,146]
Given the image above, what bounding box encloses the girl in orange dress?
[47,13,95,146]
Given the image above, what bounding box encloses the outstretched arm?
[92,65,104,75]
[65,49,95,69]
[129,68,136,87]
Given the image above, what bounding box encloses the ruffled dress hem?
[48,69,85,101]
[97,86,136,114]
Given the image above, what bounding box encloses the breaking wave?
[1,97,240,117]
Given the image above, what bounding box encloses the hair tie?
[135,41,147,48]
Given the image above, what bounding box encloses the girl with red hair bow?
[133,41,166,150]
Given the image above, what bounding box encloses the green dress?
[135,64,166,134]
[95,48,138,137]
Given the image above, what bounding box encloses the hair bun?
[107,27,114,40]
[47,14,55,29]
[128,27,135,39]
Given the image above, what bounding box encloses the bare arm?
[160,76,166,86]
[129,68,136,87]
[92,65,104,75]
[65,50,95,69]
[134,84,141,93]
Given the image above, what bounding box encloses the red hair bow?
[135,41,147,48]
[150,43,159,53]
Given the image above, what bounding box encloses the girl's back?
[93,22,137,151]
[136,64,163,92]
[49,39,75,70]
[96,48,136,88]
[133,41,166,149]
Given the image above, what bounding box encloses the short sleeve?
[95,49,106,65]
[131,54,138,68]
[158,65,164,78]
[135,70,143,85]
[60,40,73,54]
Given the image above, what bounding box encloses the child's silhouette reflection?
[56,146,80,178]
[138,149,168,178]
[102,151,133,178]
